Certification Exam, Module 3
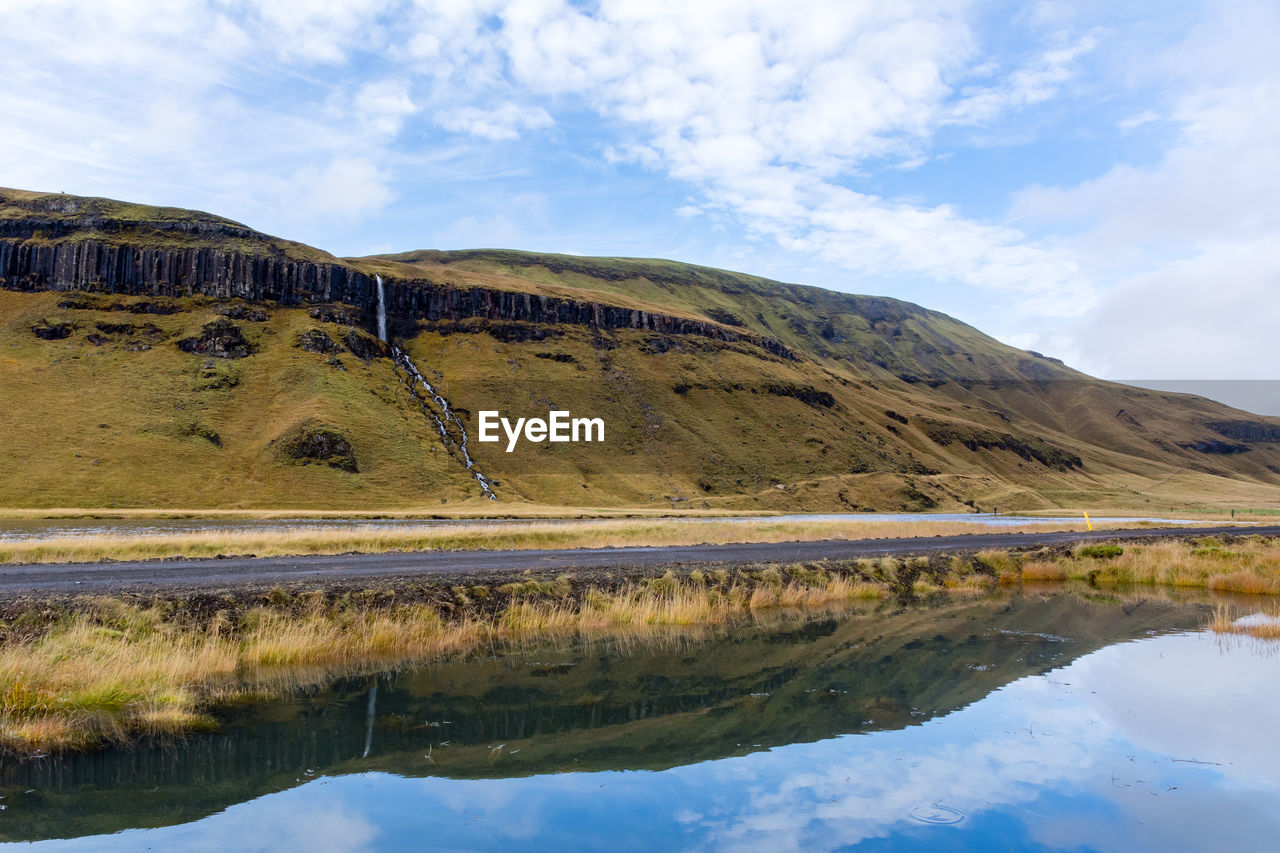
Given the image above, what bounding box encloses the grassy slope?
[2,190,1280,511]
[0,291,478,509]
[0,187,337,263]
[371,248,1280,510]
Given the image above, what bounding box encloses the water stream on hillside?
[375,274,496,500]
[2,589,1279,850]
[390,345,497,501]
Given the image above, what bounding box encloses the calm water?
[0,513,1202,542]
[2,591,1278,851]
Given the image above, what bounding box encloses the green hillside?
[2,188,1279,512]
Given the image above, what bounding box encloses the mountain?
[2,186,1278,512]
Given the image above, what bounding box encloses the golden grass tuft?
[1207,572,1279,596]
[1208,605,1280,640]
[944,573,996,594]
[1020,560,1067,581]
[974,548,1022,584]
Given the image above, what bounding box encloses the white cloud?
[1010,44,1280,378]
[1073,238,1280,379]
[435,102,553,140]
[238,0,396,64]
[481,0,1095,316]
[429,190,550,248]
[352,79,418,137]
[0,0,423,241]
[1117,109,1160,132]
[286,158,396,222]
[945,33,1097,126]
[1012,83,1280,255]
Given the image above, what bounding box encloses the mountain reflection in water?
[3,589,1279,851]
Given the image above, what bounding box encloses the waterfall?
[373,273,495,500]
[375,275,387,342]
[391,344,498,501]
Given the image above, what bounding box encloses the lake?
[2,589,1277,851]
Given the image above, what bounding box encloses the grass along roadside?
[0,565,898,756]
[0,517,1171,565]
[1013,535,1280,594]
[3,536,1278,756]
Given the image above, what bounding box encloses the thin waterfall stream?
[375,275,497,501]
[375,274,387,342]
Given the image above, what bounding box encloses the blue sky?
[2,0,1276,380]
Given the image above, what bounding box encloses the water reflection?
[3,590,1278,851]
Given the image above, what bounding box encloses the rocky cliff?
[0,189,791,358]
[0,236,372,304]
[379,277,794,358]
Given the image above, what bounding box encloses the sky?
[0,0,1276,382]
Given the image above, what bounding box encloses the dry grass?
[1207,604,1280,640]
[1009,536,1280,594]
[943,573,997,594]
[1020,560,1068,581]
[0,517,1158,565]
[0,568,891,755]
[973,548,1025,584]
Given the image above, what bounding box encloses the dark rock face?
[641,334,712,355]
[297,329,342,355]
[58,295,184,314]
[534,351,576,363]
[341,330,384,360]
[127,300,183,315]
[0,236,370,306]
[704,307,744,327]
[430,318,555,343]
[93,321,167,344]
[179,423,222,447]
[288,429,358,472]
[31,319,72,339]
[1181,440,1251,455]
[177,319,253,359]
[918,417,1084,471]
[308,305,358,325]
[218,304,269,322]
[1210,420,1280,444]
[765,383,837,408]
